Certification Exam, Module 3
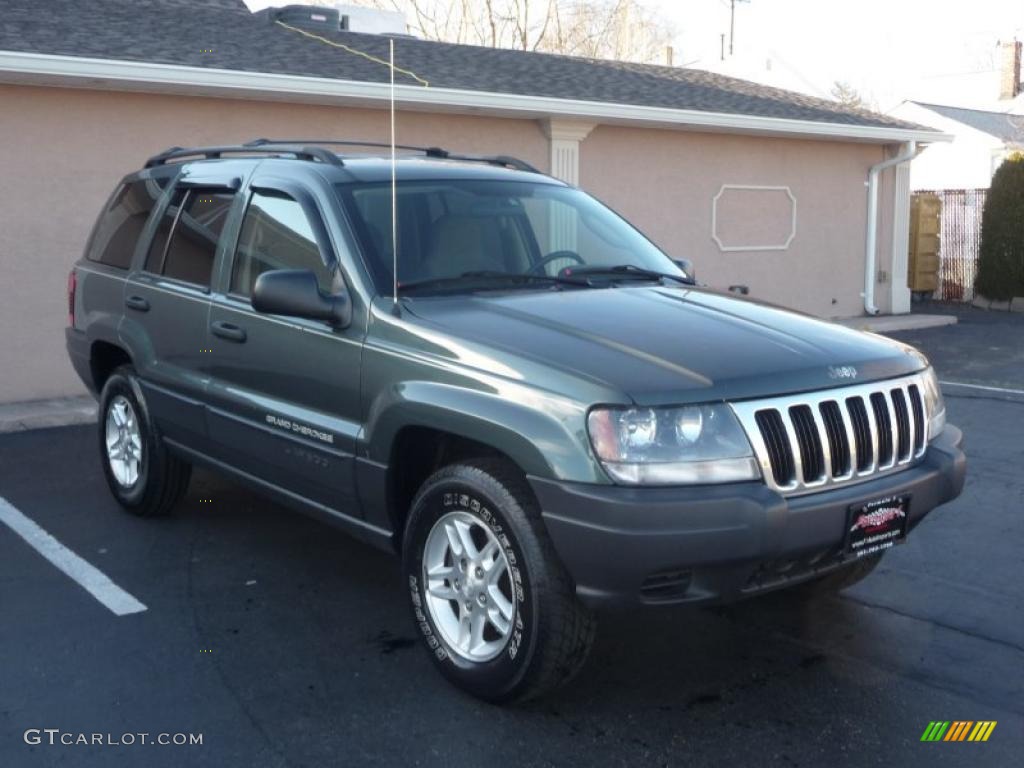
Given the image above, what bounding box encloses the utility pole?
[729,0,750,57]
[730,0,736,55]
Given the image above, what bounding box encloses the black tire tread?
[100,365,191,517]
[410,458,595,703]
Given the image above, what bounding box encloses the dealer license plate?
[844,495,911,558]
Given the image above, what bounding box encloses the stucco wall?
[0,84,549,402]
[579,126,894,318]
[0,84,894,403]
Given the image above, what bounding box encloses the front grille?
[819,401,850,476]
[891,388,911,461]
[908,384,925,454]
[755,410,794,485]
[846,396,873,472]
[789,405,825,482]
[731,373,930,495]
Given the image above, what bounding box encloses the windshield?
[336,179,680,294]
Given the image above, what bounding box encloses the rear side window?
[86,178,167,269]
[229,190,334,297]
[145,190,235,288]
[144,189,186,274]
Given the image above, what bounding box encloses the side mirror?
[252,269,351,327]
[673,258,695,280]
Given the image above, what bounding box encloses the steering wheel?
[526,250,585,275]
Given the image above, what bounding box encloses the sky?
[649,0,1024,110]
[244,0,1024,112]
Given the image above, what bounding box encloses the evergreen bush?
[975,152,1024,300]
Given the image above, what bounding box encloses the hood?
[401,286,926,405]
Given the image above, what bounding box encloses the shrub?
[975,152,1024,300]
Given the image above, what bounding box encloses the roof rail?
[243,138,541,174]
[144,144,344,168]
[244,138,449,155]
[449,154,541,174]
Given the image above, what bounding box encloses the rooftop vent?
[335,4,408,35]
[265,4,347,33]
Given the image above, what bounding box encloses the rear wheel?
[402,459,595,703]
[98,366,191,517]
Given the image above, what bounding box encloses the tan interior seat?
[424,214,507,278]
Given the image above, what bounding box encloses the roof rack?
[144,144,344,168]
[452,153,541,174]
[244,138,541,174]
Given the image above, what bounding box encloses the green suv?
[66,140,965,702]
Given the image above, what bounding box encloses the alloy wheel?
[422,510,516,662]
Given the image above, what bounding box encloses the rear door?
[203,170,365,513]
[120,166,243,447]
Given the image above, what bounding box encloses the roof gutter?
[0,51,953,145]
[863,141,917,315]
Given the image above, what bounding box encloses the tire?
[798,552,885,595]
[98,365,191,517]
[402,458,595,703]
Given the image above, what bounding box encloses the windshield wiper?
[398,270,592,294]
[563,264,695,285]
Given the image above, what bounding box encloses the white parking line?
[939,380,1024,396]
[0,496,146,616]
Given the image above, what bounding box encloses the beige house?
[0,0,947,405]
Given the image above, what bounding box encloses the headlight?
[587,404,759,485]
[920,367,946,440]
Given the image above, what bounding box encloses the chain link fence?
[914,189,987,302]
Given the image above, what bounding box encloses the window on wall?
[145,189,235,288]
[229,190,335,297]
[86,178,169,269]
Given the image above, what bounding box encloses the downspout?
[864,140,916,315]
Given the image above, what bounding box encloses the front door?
[204,174,364,514]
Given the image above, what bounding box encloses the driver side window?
[230,190,335,297]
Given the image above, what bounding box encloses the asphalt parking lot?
[1,305,1021,768]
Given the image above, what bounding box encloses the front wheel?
[402,459,594,703]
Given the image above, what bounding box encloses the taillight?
[67,269,77,327]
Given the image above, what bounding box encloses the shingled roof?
[911,102,1024,147]
[1,0,931,134]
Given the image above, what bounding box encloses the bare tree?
[351,0,675,64]
[830,80,865,109]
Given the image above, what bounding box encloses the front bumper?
[529,424,965,608]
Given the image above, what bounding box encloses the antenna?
[390,38,400,316]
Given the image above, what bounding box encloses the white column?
[540,119,596,184]
[889,161,912,314]
[540,119,596,253]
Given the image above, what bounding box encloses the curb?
[0,396,97,434]
[973,294,1024,312]
[835,314,957,333]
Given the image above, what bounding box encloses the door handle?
[210,320,247,343]
[125,295,150,312]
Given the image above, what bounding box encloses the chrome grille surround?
[730,373,930,496]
